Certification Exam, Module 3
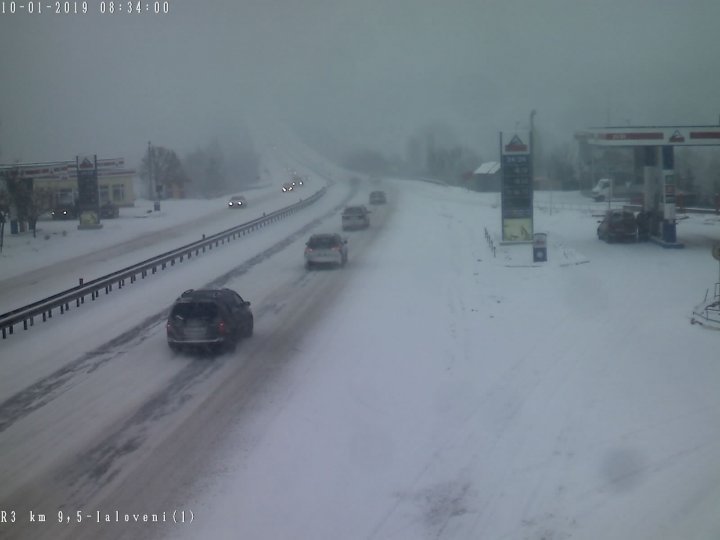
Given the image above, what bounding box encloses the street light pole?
[148,141,153,200]
[530,109,536,225]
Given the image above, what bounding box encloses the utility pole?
[147,141,153,200]
[148,141,160,211]
[530,109,536,221]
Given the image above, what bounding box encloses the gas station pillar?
[661,146,677,243]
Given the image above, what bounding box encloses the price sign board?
[501,132,533,241]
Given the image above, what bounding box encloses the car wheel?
[169,343,181,354]
[306,261,314,270]
[225,335,238,352]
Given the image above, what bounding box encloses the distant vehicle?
[342,205,370,230]
[166,288,253,354]
[282,182,294,192]
[591,178,642,202]
[99,202,120,219]
[597,209,638,242]
[51,203,77,220]
[227,195,248,208]
[304,233,348,269]
[369,190,386,205]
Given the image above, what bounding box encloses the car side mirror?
[245,301,251,307]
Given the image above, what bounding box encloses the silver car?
[304,233,348,269]
[341,205,370,230]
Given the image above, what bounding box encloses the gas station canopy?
[577,125,720,147]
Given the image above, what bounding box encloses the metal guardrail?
[0,187,327,339]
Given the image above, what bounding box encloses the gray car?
[341,205,370,230]
[166,288,253,353]
[304,233,348,269]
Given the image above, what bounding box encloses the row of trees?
[341,123,481,185]
[139,136,260,199]
[341,122,720,200]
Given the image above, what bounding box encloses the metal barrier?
[0,187,327,339]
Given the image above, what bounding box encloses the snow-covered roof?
[473,161,501,175]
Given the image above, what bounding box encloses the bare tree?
[139,145,190,198]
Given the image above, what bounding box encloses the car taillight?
[218,320,226,333]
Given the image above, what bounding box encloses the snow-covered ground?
[2,176,720,540]
[151,182,720,540]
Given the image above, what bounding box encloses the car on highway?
[369,190,387,205]
[342,205,370,230]
[282,182,294,192]
[304,233,348,269]
[597,209,638,243]
[166,288,253,353]
[227,195,248,208]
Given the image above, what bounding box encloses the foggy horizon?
[2,0,720,168]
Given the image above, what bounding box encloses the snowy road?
[2,178,720,540]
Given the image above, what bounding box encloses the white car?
[341,205,370,230]
[304,233,348,269]
[227,195,247,208]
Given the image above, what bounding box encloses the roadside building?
[470,161,501,192]
[0,158,136,208]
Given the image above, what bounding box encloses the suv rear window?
[343,207,365,215]
[308,236,338,248]
[171,302,219,321]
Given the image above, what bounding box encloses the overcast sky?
[1,0,719,166]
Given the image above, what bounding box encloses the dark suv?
[166,288,253,353]
[597,209,638,243]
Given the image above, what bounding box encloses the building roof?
[473,161,501,175]
[0,159,134,180]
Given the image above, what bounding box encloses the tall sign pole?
[500,129,533,242]
[76,154,102,229]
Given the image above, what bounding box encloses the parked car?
[597,209,638,242]
[227,195,248,208]
[342,205,370,230]
[51,203,78,220]
[304,233,347,269]
[99,202,120,218]
[369,190,387,204]
[166,288,253,353]
[282,182,294,192]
